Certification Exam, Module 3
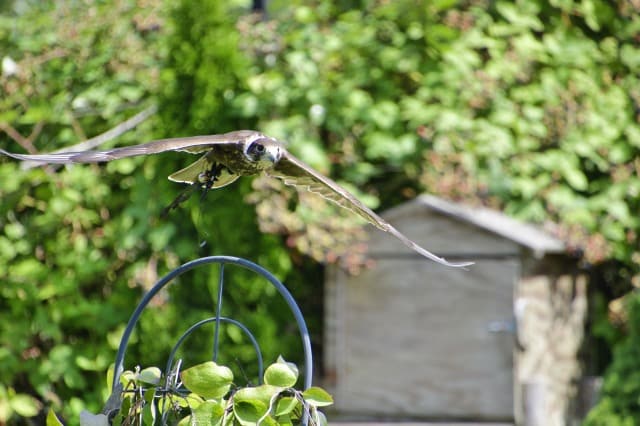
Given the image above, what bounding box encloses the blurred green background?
[0,0,639,424]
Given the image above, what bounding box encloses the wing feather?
[0,131,258,164]
[270,152,473,268]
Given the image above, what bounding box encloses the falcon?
[0,130,473,268]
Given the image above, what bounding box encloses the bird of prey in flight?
[0,130,473,268]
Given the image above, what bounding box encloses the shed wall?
[325,257,518,419]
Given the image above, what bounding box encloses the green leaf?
[301,387,333,407]
[605,200,631,223]
[3,222,25,240]
[120,370,137,386]
[274,396,298,417]
[621,43,640,70]
[46,410,65,426]
[562,167,588,191]
[181,362,234,399]
[263,357,298,388]
[232,386,284,424]
[10,394,40,417]
[191,400,225,426]
[106,365,114,391]
[118,398,131,422]
[233,399,268,426]
[177,393,204,409]
[142,389,157,424]
[275,413,294,426]
[233,385,281,406]
[137,366,162,385]
[232,399,280,426]
[177,415,192,426]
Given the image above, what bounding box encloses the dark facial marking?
[247,141,266,160]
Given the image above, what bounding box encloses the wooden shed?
[323,195,587,424]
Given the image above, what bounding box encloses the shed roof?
[386,195,565,256]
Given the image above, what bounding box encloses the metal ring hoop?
[111,256,313,392]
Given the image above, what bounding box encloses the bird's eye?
[248,142,266,157]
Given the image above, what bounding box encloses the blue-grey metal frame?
[107,255,313,420]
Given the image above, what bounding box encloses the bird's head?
[243,135,283,168]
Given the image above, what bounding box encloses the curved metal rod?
[213,263,225,362]
[163,316,264,385]
[111,256,313,392]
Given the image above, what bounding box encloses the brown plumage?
[0,130,473,268]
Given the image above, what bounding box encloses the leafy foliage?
[0,0,317,423]
[584,293,640,426]
[72,358,331,426]
[157,0,250,136]
[0,1,164,422]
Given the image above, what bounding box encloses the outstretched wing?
[269,151,473,268]
[0,130,259,164]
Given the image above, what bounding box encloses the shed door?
[327,258,516,420]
